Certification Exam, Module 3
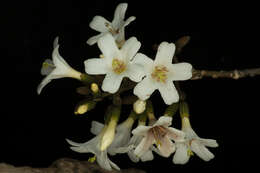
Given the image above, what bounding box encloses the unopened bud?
[91,83,99,93]
[74,100,96,115]
[133,99,146,114]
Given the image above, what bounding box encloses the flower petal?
[132,125,151,136]
[200,138,219,148]
[169,63,192,81]
[97,151,113,171]
[173,143,190,164]
[89,16,110,33]
[153,116,172,127]
[167,127,186,142]
[52,45,70,67]
[154,42,175,65]
[86,33,106,46]
[53,36,59,49]
[134,134,154,157]
[124,16,136,27]
[157,137,175,157]
[66,138,82,147]
[158,82,179,105]
[141,150,154,162]
[191,140,215,161]
[133,77,157,101]
[37,75,52,95]
[90,121,104,135]
[132,53,153,74]
[128,150,140,163]
[98,33,120,61]
[84,58,107,75]
[121,37,141,61]
[125,63,145,82]
[112,3,127,28]
[102,72,123,93]
[109,160,120,170]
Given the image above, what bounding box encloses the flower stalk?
[101,105,121,151]
[164,103,179,117]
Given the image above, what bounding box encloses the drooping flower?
[173,117,218,164]
[127,126,154,163]
[66,125,120,171]
[132,116,185,158]
[37,37,82,94]
[90,112,136,156]
[87,3,135,47]
[84,33,144,94]
[133,42,192,105]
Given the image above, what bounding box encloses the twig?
[191,68,260,80]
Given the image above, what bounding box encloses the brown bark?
[0,158,146,173]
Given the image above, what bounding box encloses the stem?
[191,68,260,80]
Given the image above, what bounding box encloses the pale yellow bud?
[133,99,146,114]
[90,83,99,93]
[74,100,96,115]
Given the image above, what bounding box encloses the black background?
[2,0,260,172]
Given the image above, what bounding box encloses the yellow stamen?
[187,148,194,156]
[112,58,126,74]
[151,65,169,83]
[42,62,55,69]
[105,22,119,35]
[88,155,96,163]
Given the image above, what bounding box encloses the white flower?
[91,118,134,156]
[133,42,193,105]
[84,33,145,94]
[127,128,154,163]
[132,116,185,158]
[87,3,135,47]
[66,125,120,171]
[173,117,219,164]
[37,37,82,94]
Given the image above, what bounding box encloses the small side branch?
[191,68,260,80]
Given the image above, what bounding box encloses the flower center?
[150,125,167,147]
[105,22,119,36]
[112,58,126,74]
[151,65,169,83]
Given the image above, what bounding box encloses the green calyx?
[164,103,179,117]
[180,101,190,118]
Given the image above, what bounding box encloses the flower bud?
[91,83,99,94]
[74,100,96,115]
[133,99,146,114]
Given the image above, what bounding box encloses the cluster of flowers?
[38,3,218,171]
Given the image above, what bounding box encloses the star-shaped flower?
[132,116,185,158]
[87,3,135,47]
[84,33,144,94]
[173,117,218,164]
[37,37,82,94]
[133,42,192,105]
[66,125,120,171]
